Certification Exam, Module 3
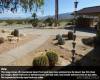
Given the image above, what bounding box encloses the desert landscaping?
[0,21,96,66]
[0,0,100,68]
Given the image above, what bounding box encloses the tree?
[0,0,44,13]
[32,13,37,20]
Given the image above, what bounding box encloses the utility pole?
[55,0,59,27]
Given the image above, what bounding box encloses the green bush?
[82,37,94,46]
[1,29,6,33]
[32,19,39,27]
[33,56,49,66]
[0,37,4,44]
[67,22,72,25]
[6,20,14,25]
[43,18,54,26]
[46,51,58,66]
[58,36,65,45]
[68,31,73,40]
[97,31,100,39]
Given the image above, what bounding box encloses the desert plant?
[43,18,54,26]
[6,20,14,25]
[0,37,4,44]
[62,34,67,38]
[67,22,72,25]
[56,34,62,40]
[82,37,95,46]
[68,31,73,40]
[58,36,65,45]
[13,29,19,37]
[46,51,58,66]
[33,56,49,66]
[97,30,100,39]
[11,31,14,35]
[32,19,39,27]
[1,29,6,33]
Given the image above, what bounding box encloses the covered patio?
[77,6,100,28]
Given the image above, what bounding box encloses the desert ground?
[0,23,97,66]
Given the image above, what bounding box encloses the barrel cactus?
[58,36,65,45]
[33,56,49,66]
[68,31,73,40]
[56,34,62,40]
[0,37,4,44]
[13,29,19,37]
[46,51,58,66]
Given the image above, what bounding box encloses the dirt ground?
[12,35,93,66]
[0,32,38,54]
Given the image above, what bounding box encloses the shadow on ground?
[64,26,96,34]
[74,46,100,66]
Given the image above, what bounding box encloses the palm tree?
[32,13,37,20]
[55,0,59,27]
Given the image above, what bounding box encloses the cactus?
[58,36,65,45]
[11,31,14,35]
[33,56,49,66]
[56,34,61,40]
[68,31,73,40]
[13,29,19,37]
[0,37,4,44]
[46,51,58,66]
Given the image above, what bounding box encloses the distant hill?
[0,12,73,20]
[40,13,74,20]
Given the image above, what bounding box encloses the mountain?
[0,12,73,20]
[40,12,74,20]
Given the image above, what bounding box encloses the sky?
[0,0,100,19]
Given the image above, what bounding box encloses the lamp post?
[71,0,78,65]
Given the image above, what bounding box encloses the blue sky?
[0,0,100,19]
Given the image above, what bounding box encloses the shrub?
[11,31,14,35]
[97,31,100,39]
[33,56,49,66]
[46,51,58,66]
[82,37,94,46]
[67,22,72,25]
[0,37,4,44]
[56,34,62,40]
[58,36,65,45]
[43,18,54,26]
[1,29,6,33]
[32,19,39,27]
[68,31,73,40]
[13,29,19,37]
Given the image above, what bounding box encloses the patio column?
[97,16,100,39]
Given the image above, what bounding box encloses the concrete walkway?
[0,35,49,66]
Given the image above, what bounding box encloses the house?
[76,6,100,28]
